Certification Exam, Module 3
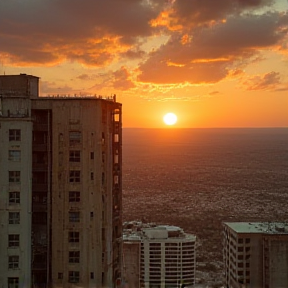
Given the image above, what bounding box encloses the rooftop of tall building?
[224,222,288,234]
[123,221,196,241]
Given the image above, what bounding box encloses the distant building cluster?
[123,221,196,288]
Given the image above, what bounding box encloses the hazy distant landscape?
[122,128,288,286]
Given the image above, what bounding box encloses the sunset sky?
[0,0,287,128]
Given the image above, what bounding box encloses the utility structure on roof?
[0,74,122,288]
[223,222,288,288]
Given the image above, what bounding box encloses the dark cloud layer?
[170,0,275,29]
[138,13,288,84]
[0,0,287,86]
[0,0,163,65]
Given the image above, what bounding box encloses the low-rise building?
[223,222,288,288]
[123,222,196,288]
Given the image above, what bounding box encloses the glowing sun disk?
[163,113,177,125]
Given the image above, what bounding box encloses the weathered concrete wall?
[31,98,122,288]
[268,236,288,288]
[0,118,33,288]
[123,242,140,288]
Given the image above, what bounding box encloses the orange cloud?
[112,67,135,90]
[138,13,288,84]
[242,71,282,90]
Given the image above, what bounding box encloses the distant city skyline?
[0,0,288,128]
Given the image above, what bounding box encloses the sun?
[163,113,177,126]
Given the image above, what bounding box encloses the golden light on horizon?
[163,113,177,126]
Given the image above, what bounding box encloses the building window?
[69,131,81,145]
[58,273,63,280]
[69,171,80,183]
[8,235,19,248]
[9,171,20,183]
[69,251,80,263]
[245,238,250,244]
[90,172,94,180]
[69,151,80,162]
[8,277,19,288]
[69,191,80,202]
[9,150,21,161]
[69,271,80,283]
[9,192,20,204]
[69,212,80,222]
[8,256,19,269]
[9,212,20,224]
[90,152,94,160]
[9,129,21,141]
[69,232,79,243]
[90,272,94,279]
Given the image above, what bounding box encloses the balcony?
[32,203,47,212]
[33,163,48,171]
[32,184,48,192]
[33,123,49,131]
[33,144,48,152]
[32,262,47,270]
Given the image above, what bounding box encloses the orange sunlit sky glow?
[1,0,288,128]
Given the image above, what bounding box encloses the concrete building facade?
[223,222,288,288]
[0,74,122,288]
[123,222,196,288]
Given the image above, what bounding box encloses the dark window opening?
[69,131,81,145]
[69,232,79,243]
[9,129,21,141]
[69,171,80,183]
[8,234,19,248]
[69,191,80,202]
[8,277,19,288]
[69,212,80,222]
[9,192,20,204]
[8,256,19,269]
[69,271,79,283]
[9,212,20,224]
[9,150,21,161]
[9,171,20,183]
[69,151,80,162]
[69,251,80,263]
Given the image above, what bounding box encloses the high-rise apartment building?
[223,222,288,288]
[123,222,196,288]
[0,74,122,288]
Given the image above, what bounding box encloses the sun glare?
[163,113,177,125]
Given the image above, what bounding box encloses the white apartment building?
[0,74,122,288]
[223,222,288,288]
[123,222,196,288]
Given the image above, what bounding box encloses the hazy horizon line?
[122,126,288,129]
